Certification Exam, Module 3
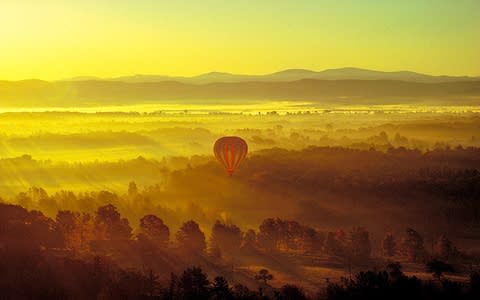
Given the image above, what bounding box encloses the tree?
[382,233,396,257]
[143,268,161,298]
[109,269,145,299]
[138,214,169,246]
[324,230,348,258]
[349,227,371,261]
[324,232,339,255]
[178,267,210,300]
[210,220,242,257]
[56,210,96,251]
[0,203,59,251]
[258,218,280,251]
[241,229,257,253]
[164,272,180,300]
[258,218,318,253]
[56,210,79,248]
[434,235,455,260]
[128,181,138,198]
[297,225,318,253]
[255,269,274,285]
[426,259,454,280]
[277,284,308,300]
[176,220,206,253]
[386,262,403,280]
[394,133,409,147]
[401,228,424,262]
[309,228,326,253]
[211,276,233,300]
[233,284,257,300]
[94,204,132,240]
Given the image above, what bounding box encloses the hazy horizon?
[2,66,480,82]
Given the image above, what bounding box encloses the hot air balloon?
[214,136,248,176]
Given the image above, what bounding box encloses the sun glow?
[1,0,479,80]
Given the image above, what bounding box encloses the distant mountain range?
[1,68,479,107]
[1,76,480,107]
[64,67,480,84]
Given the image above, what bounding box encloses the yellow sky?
[1,0,479,80]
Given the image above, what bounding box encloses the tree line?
[1,200,479,298]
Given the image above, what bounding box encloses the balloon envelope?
[213,136,248,175]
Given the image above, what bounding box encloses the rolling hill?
[1,78,480,107]
[74,67,480,84]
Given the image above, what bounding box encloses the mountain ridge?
[1,78,480,108]
[59,67,480,84]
